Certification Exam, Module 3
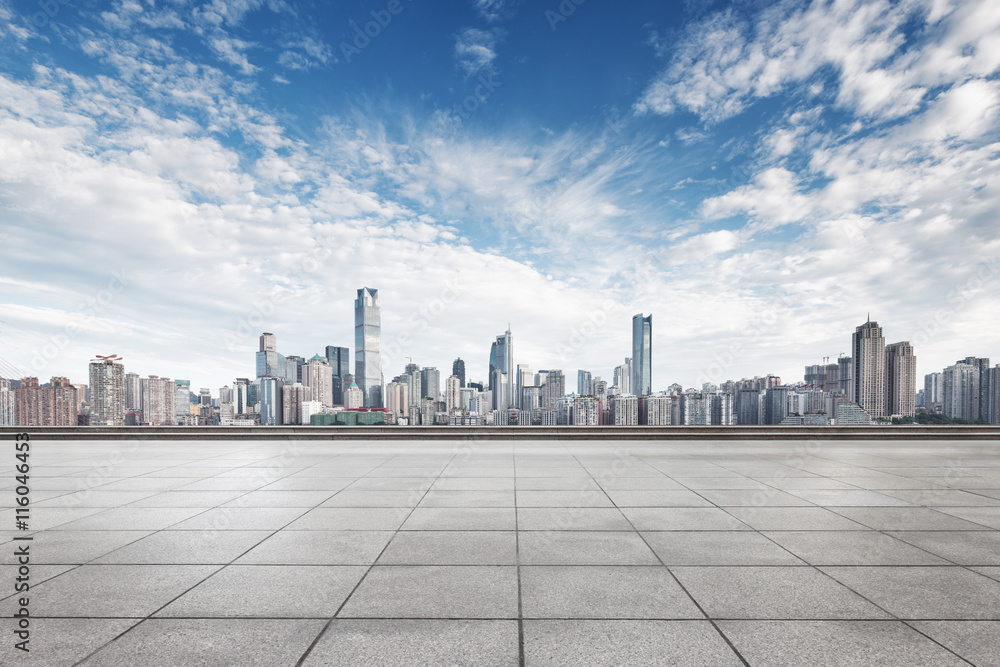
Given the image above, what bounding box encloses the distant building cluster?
[1,293,998,427]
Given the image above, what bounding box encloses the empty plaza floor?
[3,437,1000,666]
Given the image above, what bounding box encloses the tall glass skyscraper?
[490,327,514,409]
[325,345,350,405]
[355,287,383,408]
[631,314,652,396]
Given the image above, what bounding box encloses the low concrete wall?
[1,425,999,440]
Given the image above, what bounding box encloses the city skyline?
[0,1,998,394]
[3,293,1000,401]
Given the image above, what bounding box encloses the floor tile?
[302,619,519,666]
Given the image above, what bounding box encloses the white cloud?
[454,27,499,76]
[635,0,1000,124]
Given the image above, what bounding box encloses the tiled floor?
[2,438,1000,665]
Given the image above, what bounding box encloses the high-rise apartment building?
[885,341,916,418]
[304,355,334,407]
[924,372,942,411]
[541,369,565,412]
[282,383,308,425]
[89,355,125,426]
[632,314,652,396]
[14,376,78,426]
[943,361,980,421]
[0,378,15,426]
[852,318,886,419]
[986,365,1000,425]
[386,380,410,419]
[140,376,176,425]
[452,358,466,387]
[959,357,991,423]
[577,370,593,396]
[345,381,364,410]
[325,346,350,405]
[355,287,383,408]
[125,372,141,411]
[611,394,638,425]
[446,374,461,413]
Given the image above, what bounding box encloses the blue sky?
[0,0,998,392]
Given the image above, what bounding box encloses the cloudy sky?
[0,0,998,393]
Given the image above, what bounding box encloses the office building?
[175,379,191,424]
[885,341,916,418]
[614,358,632,394]
[421,367,441,402]
[578,370,593,396]
[490,327,514,410]
[852,318,886,419]
[632,314,652,396]
[325,346,350,405]
[258,377,284,425]
[452,358,466,387]
[355,287,383,408]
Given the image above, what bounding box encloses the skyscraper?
[885,341,916,418]
[354,287,383,408]
[325,346,350,405]
[959,357,991,422]
[256,333,287,380]
[446,374,461,413]
[452,358,466,387]
[305,355,334,407]
[632,314,652,396]
[577,370,593,396]
[852,318,886,419]
[490,327,514,409]
[924,372,942,411]
[421,367,441,401]
[140,376,177,425]
[89,355,126,426]
[541,369,565,412]
[943,361,980,421]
